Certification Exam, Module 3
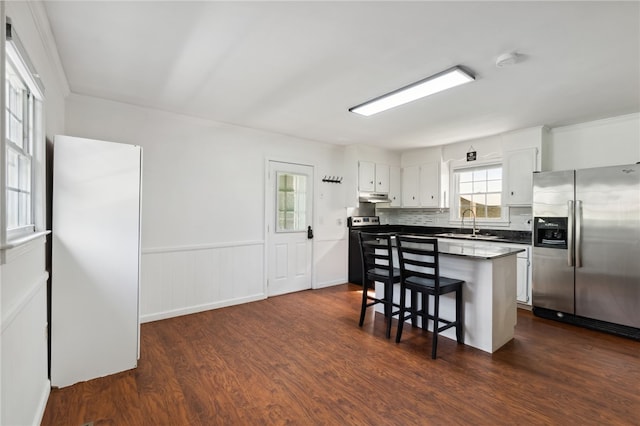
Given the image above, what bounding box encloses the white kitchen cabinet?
[419,162,440,207]
[497,243,531,305]
[358,160,375,192]
[375,163,390,193]
[481,240,531,305]
[389,166,401,207]
[358,161,389,193]
[504,147,538,206]
[401,165,420,207]
[516,250,531,304]
[401,161,448,208]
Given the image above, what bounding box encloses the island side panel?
[440,255,495,353]
[489,254,518,352]
[373,253,518,354]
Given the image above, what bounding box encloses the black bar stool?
[358,232,401,338]
[395,235,464,359]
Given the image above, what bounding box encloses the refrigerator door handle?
[575,200,582,268]
[567,200,574,267]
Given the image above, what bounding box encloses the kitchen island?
[375,238,524,354]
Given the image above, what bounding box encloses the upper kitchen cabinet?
[502,126,548,206]
[401,161,449,208]
[401,165,420,207]
[344,145,400,207]
[400,146,449,209]
[358,161,389,193]
[389,166,401,207]
[419,162,445,207]
[504,147,538,205]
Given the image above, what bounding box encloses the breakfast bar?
[375,238,525,353]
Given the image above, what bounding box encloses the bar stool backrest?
[395,235,440,291]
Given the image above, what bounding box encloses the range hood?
[358,192,391,203]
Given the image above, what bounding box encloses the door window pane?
[276,172,307,232]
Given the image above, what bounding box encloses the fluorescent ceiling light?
[349,66,475,116]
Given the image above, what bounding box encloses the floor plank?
[42,284,640,425]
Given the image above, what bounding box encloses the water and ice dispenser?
[533,217,568,249]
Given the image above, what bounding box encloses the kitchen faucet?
[461,208,477,236]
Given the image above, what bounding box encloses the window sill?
[0,230,51,264]
[1,230,51,250]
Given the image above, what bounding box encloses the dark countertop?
[363,234,526,260]
[437,239,525,260]
[356,224,532,245]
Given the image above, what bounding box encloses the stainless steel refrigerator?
[532,163,640,338]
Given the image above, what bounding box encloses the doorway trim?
[264,158,316,296]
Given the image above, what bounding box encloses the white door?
[267,161,313,296]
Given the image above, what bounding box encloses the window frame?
[2,18,46,248]
[449,160,510,226]
[5,57,35,236]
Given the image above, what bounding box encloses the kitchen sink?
[435,232,500,240]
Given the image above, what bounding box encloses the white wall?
[547,113,640,170]
[1,2,68,425]
[65,94,348,322]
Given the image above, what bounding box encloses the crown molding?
[25,0,70,97]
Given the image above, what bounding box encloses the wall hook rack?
[322,176,343,184]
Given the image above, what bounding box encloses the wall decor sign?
[467,146,477,162]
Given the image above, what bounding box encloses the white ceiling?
[43,1,640,150]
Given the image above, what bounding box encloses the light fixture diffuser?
[349,66,475,116]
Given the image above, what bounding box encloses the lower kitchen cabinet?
[497,243,531,305]
[516,248,531,305]
[438,238,532,305]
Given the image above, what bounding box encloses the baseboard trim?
[34,380,51,426]
[140,293,267,323]
[314,279,347,289]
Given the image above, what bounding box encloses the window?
[4,20,44,241]
[5,59,34,231]
[276,172,307,232]
[452,164,504,221]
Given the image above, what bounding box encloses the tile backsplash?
[377,207,532,231]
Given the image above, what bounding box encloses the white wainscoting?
[0,238,50,426]
[313,238,348,289]
[140,241,266,323]
[140,238,348,323]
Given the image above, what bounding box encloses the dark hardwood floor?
[42,284,640,426]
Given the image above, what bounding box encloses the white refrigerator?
[51,135,142,387]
